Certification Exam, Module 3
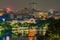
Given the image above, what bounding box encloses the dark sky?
[0,0,60,11]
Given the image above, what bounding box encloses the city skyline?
[0,0,60,11]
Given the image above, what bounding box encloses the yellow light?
[15,32,18,35]
[0,26,2,29]
[0,12,3,16]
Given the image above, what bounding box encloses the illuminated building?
[20,18,36,23]
[11,20,18,24]
[33,11,49,20]
[53,15,60,19]
[28,27,37,40]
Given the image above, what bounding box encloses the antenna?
[29,0,38,10]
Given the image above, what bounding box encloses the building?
[53,15,60,19]
[33,11,49,20]
[20,18,36,24]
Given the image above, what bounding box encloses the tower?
[29,0,38,10]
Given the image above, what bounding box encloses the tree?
[2,22,12,37]
[21,22,30,27]
[0,26,5,37]
[44,18,60,40]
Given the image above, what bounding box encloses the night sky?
[0,0,60,11]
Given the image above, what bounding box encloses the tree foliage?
[44,18,60,40]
